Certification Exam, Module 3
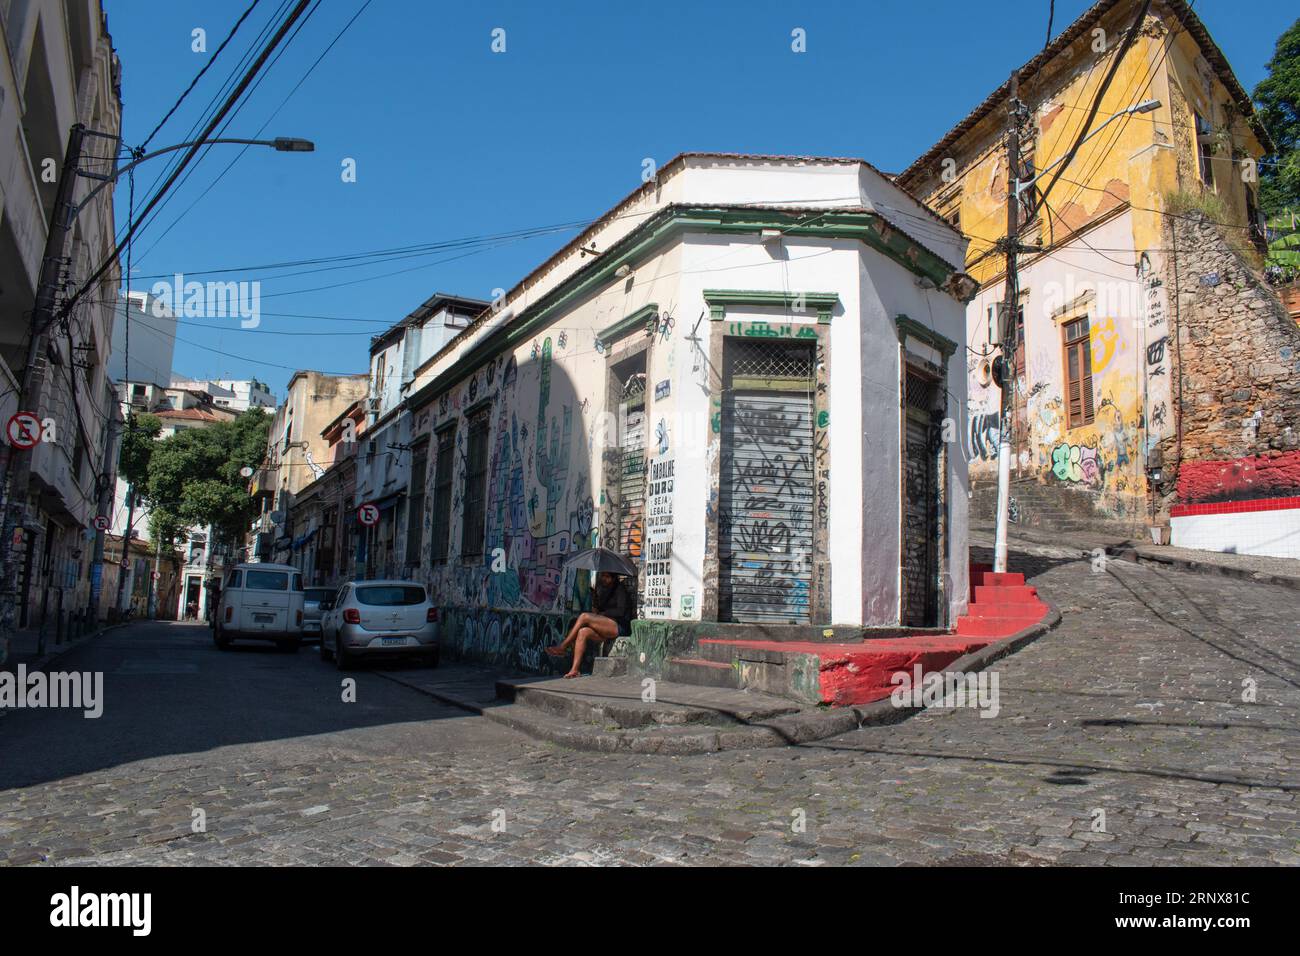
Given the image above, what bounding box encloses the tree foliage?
[1254,18,1300,216]
[118,413,161,489]
[145,410,270,545]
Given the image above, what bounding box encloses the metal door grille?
[726,339,816,379]
[719,342,815,624]
[617,374,647,562]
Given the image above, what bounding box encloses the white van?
[213,563,306,651]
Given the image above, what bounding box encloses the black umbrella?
[562,547,637,577]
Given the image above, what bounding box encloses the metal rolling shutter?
[719,341,815,624]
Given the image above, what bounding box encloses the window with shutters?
[1062,316,1094,428]
[430,426,455,564]
[460,412,490,560]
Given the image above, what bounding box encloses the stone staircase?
[971,475,1145,537]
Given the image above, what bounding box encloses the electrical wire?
[136,0,374,262]
[139,0,264,152]
[52,0,315,335]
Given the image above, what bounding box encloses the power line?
[127,0,293,244]
[130,1,325,255]
[139,0,264,151]
[54,0,315,336]
[137,0,374,261]
[1033,0,1152,217]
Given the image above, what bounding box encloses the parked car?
[213,563,306,652]
[319,580,438,669]
[301,588,334,642]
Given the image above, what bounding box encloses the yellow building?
[897,0,1275,537]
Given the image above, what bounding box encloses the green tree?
[146,410,271,545]
[1254,18,1300,216]
[146,506,187,558]
[118,412,161,488]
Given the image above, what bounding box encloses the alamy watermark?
[0,666,103,718]
[149,272,260,328]
[890,665,1000,718]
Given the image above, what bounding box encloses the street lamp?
[75,135,316,216]
[1016,100,1160,199]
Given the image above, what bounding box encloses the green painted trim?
[703,289,839,323]
[407,205,958,412]
[895,314,957,360]
[597,303,658,350]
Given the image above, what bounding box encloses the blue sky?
[103,0,1296,398]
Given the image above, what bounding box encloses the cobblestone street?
[1,546,1297,867]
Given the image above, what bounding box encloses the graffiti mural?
[969,411,1000,461]
[1051,442,1104,484]
[419,334,596,672]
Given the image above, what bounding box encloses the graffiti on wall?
[1088,316,1123,375]
[1050,442,1104,484]
[969,411,1000,461]
[422,336,595,655]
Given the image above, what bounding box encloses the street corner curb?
[1114,546,1300,592]
[379,607,1063,756]
[948,603,1062,679]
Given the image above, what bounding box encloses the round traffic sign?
[357,503,380,527]
[6,411,41,449]
[93,515,110,531]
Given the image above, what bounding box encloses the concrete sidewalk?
[1,620,121,674]
[373,596,1059,755]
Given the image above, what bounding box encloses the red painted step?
[956,616,1040,637]
[980,572,1026,587]
[973,584,1040,605]
[964,601,1047,619]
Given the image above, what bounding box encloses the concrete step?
[665,657,739,689]
[496,675,800,729]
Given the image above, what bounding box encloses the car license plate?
[254,613,274,623]
[382,636,406,646]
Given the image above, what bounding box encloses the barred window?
[430,427,455,563]
[460,412,490,560]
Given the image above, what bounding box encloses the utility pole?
[115,478,137,613]
[992,73,1025,575]
[0,123,88,664]
[88,411,120,622]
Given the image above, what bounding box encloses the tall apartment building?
[0,0,123,638]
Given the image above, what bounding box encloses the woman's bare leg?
[548,613,593,656]
[564,616,620,677]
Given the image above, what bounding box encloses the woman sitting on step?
[545,571,634,678]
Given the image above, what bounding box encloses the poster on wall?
[644,456,674,618]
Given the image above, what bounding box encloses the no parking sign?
[357,503,380,527]
[6,411,41,449]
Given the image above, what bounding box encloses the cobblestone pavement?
[1,548,1297,866]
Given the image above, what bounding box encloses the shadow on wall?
[421,336,601,673]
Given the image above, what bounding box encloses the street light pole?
[0,130,314,661]
[991,94,1161,574]
[992,74,1024,575]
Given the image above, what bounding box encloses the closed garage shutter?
[719,340,815,624]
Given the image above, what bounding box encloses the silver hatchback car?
[318,580,439,669]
